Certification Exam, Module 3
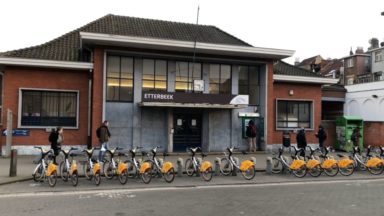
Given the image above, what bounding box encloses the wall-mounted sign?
[2,129,30,136]
[142,91,249,105]
[193,80,204,92]
[238,112,260,117]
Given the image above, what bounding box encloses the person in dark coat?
[351,126,361,148]
[296,128,307,157]
[98,120,111,162]
[246,120,258,152]
[49,127,64,164]
[315,125,327,150]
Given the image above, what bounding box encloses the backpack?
[96,127,101,138]
[48,130,57,143]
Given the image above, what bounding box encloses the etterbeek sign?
[142,91,248,105]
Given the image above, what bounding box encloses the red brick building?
[0,15,337,154]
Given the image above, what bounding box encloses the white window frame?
[275,99,314,131]
[375,51,383,62]
[18,88,80,129]
[345,58,354,68]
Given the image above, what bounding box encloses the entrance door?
[173,113,202,152]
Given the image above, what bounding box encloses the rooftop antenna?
[191,5,200,92]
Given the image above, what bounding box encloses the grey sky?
[1,0,384,64]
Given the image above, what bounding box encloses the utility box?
[335,116,364,152]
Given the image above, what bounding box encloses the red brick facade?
[268,75,323,146]
[1,66,89,146]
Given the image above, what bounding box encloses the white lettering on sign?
[144,93,174,100]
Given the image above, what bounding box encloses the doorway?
[173,113,202,152]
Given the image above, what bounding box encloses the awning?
[139,102,247,109]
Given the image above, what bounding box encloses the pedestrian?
[246,120,257,152]
[97,120,111,162]
[351,126,361,148]
[315,125,327,151]
[49,127,64,164]
[296,128,307,158]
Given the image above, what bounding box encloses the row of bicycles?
[271,145,384,178]
[32,145,256,187]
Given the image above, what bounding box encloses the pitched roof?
[0,14,251,62]
[297,55,324,67]
[273,60,324,78]
[319,59,343,76]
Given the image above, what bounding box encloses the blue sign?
[2,129,30,136]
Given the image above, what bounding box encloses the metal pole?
[5,109,13,157]
[9,149,17,177]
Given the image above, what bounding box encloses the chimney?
[355,47,364,54]
[294,58,300,66]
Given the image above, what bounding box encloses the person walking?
[351,126,361,148]
[296,128,307,158]
[315,125,327,151]
[246,120,257,152]
[49,127,64,164]
[97,120,111,162]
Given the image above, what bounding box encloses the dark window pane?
[176,62,188,81]
[239,85,248,95]
[120,79,133,101]
[191,63,202,80]
[107,56,120,78]
[209,84,220,94]
[142,80,155,92]
[155,60,167,81]
[143,59,155,80]
[107,78,120,101]
[277,100,311,129]
[121,57,133,79]
[220,80,231,94]
[209,64,220,84]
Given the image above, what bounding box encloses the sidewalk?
[0,151,269,185]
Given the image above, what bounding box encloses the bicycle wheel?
[71,172,79,187]
[126,160,138,178]
[47,171,57,187]
[185,159,195,176]
[103,161,115,179]
[241,166,256,180]
[368,163,384,175]
[59,161,69,182]
[220,158,232,176]
[118,169,128,185]
[94,172,101,186]
[292,165,307,178]
[32,163,44,182]
[83,161,92,180]
[271,158,283,174]
[323,163,339,177]
[339,163,354,176]
[163,167,175,183]
[308,164,322,177]
[141,168,152,184]
[144,160,159,178]
[355,156,367,171]
[201,167,213,181]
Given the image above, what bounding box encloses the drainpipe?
[87,69,93,149]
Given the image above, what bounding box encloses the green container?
[335,116,363,152]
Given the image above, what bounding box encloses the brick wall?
[364,122,384,147]
[1,66,89,146]
[92,48,105,147]
[268,80,323,146]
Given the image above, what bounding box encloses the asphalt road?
[1,177,384,216]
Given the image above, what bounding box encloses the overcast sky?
[1,0,384,64]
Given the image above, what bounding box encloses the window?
[345,58,354,68]
[209,64,231,94]
[175,61,201,92]
[142,59,167,92]
[0,73,2,125]
[20,89,78,127]
[375,51,383,62]
[374,72,383,81]
[276,100,312,129]
[106,56,134,101]
[238,66,260,105]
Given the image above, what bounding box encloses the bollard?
[214,157,221,176]
[9,149,17,177]
[196,157,202,177]
[266,157,272,175]
[177,158,183,177]
[232,157,239,176]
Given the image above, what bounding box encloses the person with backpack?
[296,128,307,158]
[97,120,111,162]
[246,120,258,152]
[315,125,327,151]
[49,127,64,164]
